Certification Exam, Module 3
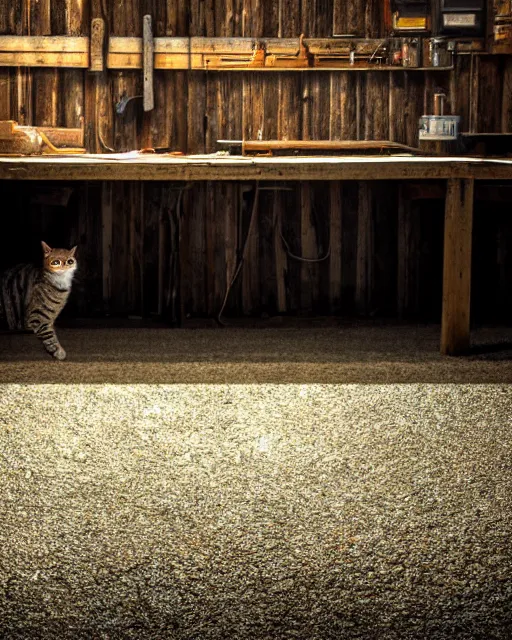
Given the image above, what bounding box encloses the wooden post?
[441,178,474,355]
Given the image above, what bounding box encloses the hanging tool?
[90,17,105,72]
[143,14,154,112]
[114,14,154,115]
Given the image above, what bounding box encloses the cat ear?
[70,245,77,256]
[41,241,52,255]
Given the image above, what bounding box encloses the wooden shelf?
[107,36,455,71]
[0,36,89,68]
[0,34,476,71]
[184,66,454,72]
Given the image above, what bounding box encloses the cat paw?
[53,347,67,361]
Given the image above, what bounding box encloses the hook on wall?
[115,94,143,116]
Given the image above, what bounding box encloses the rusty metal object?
[433,93,447,117]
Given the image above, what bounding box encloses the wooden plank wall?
[0,0,511,324]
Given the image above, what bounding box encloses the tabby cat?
[0,241,77,360]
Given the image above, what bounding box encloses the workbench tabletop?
[0,153,511,181]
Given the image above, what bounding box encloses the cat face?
[41,241,77,274]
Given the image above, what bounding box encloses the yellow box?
[394,16,428,30]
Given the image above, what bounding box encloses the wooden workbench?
[1,153,511,356]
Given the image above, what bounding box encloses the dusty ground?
[1,324,512,383]
[1,325,512,639]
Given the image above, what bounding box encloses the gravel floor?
[1,326,512,639]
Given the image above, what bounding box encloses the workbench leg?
[441,178,474,356]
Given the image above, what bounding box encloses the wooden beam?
[0,35,458,71]
[0,52,87,67]
[108,35,257,57]
[0,36,88,51]
[240,139,427,155]
[0,36,89,67]
[106,36,453,71]
[441,178,474,356]
[0,157,511,182]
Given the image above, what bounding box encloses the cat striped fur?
[0,241,77,360]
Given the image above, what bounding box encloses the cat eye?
[50,259,61,266]
[67,259,75,265]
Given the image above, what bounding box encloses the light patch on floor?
[1,381,511,638]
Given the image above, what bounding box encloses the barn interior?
[1,1,512,638]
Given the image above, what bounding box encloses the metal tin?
[419,115,460,141]
[439,0,485,36]
[402,38,420,67]
[429,38,452,67]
